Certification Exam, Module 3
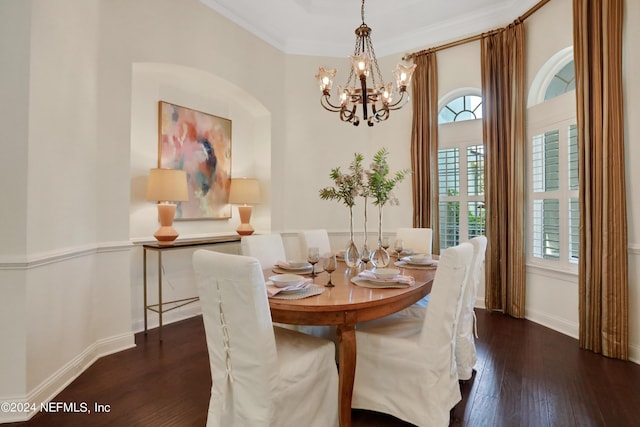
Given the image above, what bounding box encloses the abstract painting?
[158,101,232,219]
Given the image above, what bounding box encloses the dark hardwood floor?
[12,309,640,426]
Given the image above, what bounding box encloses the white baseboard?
[475,298,640,365]
[524,307,579,339]
[0,332,134,423]
[629,343,640,365]
[475,298,579,339]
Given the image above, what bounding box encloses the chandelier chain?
[367,37,384,88]
[361,0,365,24]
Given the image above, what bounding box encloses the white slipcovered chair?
[398,236,488,380]
[455,235,487,380]
[240,234,286,269]
[395,227,433,255]
[394,228,433,311]
[193,250,339,427]
[352,242,473,427]
[298,229,332,258]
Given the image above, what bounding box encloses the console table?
[142,235,241,340]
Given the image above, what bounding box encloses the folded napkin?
[275,260,309,269]
[266,278,313,297]
[357,270,414,285]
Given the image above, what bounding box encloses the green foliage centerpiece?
[366,148,411,267]
[319,153,365,267]
[320,149,410,269]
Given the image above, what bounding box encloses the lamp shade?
[145,168,189,202]
[229,178,260,205]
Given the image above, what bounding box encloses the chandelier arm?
[385,90,410,110]
[374,104,390,122]
[340,105,360,126]
[320,94,345,112]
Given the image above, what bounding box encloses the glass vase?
[370,204,390,268]
[360,197,370,268]
[344,206,360,268]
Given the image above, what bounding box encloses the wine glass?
[307,247,320,277]
[393,239,404,258]
[381,236,390,251]
[323,254,337,287]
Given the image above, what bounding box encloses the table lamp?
[229,178,260,235]
[145,168,189,245]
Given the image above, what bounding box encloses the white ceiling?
[200,0,540,58]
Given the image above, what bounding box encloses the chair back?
[396,227,433,255]
[419,242,473,371]
[193,250,279,426]
[459,236,487,320]
[298,229,332,258]
[455,235,488,379]
[241,234,286,268]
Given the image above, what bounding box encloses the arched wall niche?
[129,62,272,239]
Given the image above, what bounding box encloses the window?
[437,90,485,250]
[528,49,578,270]
[438,95,483,124]
[531,126,578,264]
[544,60,575,101]
[438,144,485,249]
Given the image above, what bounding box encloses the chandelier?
[315,0,416,127]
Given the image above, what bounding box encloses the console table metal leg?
[143,248,148,334]
[158,251,163,342]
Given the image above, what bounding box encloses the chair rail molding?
[0,241,133,270]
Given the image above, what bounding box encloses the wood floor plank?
[8,309,640,427]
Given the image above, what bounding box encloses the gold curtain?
[410,52,440,253]
[480,22,526,317]
[573,0,628,359]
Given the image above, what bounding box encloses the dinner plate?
[269,274,306,288]
[400,257,437,267]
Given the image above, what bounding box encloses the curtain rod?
[403,0,550,60]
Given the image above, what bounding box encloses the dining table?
[265,259,436,427]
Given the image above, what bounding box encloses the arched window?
[544,60,575,101]
[527,48,578,271]
[438,95,483,124]
[437,90,485,249]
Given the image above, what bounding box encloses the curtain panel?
[573,0,628,359]
[410,52,440,253]
[480,22,526,318]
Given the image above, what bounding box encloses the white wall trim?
[630,343,640,365]
[0,241,133,270]
[525,307,579,339]
[0,332,134,423]
[526,263,578,283]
